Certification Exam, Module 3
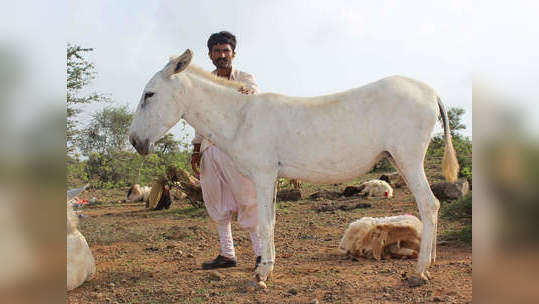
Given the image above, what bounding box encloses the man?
[191,31,261,270]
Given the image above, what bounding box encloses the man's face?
[209,43,235,69]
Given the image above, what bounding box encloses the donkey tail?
[437,97,459,183]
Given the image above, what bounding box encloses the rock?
[186,253,194,258]
[108,282,115,288]
[277,189,302,201]
[431,179,470,201]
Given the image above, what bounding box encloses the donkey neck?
[182,73,248,148]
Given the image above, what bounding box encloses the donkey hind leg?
[253,173,278,282]
[387,155,438,264]
[388,155,439,281]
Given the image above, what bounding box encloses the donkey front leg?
[252,173,277,283]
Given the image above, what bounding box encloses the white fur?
[359,179,393,198]
[67,202,95,291]
[339,215,422,260]
[126,184,151,203]
[129,49,459,283]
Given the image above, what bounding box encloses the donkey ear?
[163,49,193,77]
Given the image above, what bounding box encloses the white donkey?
[129,50,459,284]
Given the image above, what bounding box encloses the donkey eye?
[144,92,154,100]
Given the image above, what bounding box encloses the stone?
[277,189,302,201]
[431,179,470,201]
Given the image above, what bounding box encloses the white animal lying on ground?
[339,215,422,260]
[359,179,393,198]
[126,184,151,203]
[67,185,96,291]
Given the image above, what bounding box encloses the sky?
[67,0,472,140]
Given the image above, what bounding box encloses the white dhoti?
[200,145,261,259]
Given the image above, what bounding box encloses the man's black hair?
[207,31,237,52]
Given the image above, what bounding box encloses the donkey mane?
[186,64,244,91]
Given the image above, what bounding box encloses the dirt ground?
[67,171,472,304]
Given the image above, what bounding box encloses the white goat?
[67,186,96,291]
[126,184,151,203]
[359,179,393,198]
[339,215,422,260]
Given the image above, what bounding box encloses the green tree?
[78,105,133,156]
[447,107,466,137]
[155,133,181,155]
[67,43,109,153]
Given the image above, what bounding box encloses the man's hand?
[191,152,201,179]
[238,86,255,95]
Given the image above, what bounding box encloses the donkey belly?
[278,150,385,184]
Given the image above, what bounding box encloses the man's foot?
[254,256,261,270]
[201,255,237,270]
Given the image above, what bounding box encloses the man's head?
[207,31,236,69]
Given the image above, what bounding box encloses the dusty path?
[68,176,471,303]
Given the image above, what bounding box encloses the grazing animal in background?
[359,179,393,198]
[126,184,151,203]
[67,185,96,291]
[129,49,459,285]
[339,215,422,260]
[379,174,391,184]
[379,172,406,188]
[148,178,172,210]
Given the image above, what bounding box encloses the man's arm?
[191,134,202,178]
